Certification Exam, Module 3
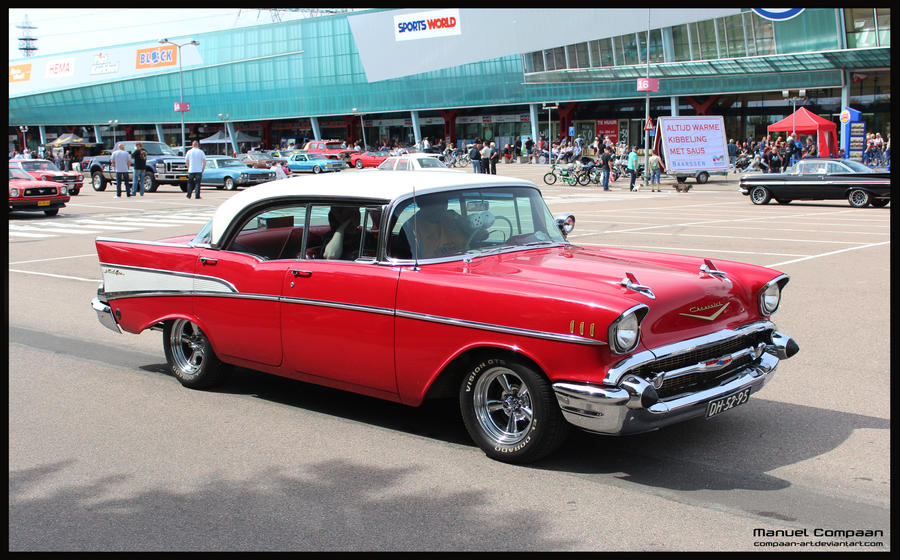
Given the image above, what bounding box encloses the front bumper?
[552,325,798,435]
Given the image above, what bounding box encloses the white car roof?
[209,170,536,245]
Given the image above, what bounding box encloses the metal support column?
[93,125,103,144]
[670,96,679,116]
[410,111,422,149]
[225,121,239,156]
[310,117,321,141]
[529,104,540,149]
[155,124,165,143]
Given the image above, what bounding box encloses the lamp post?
[18,125,28,153]
[781,89,807,136]
[218,113,231,156]
[107,119,119,146]
[352,108,367,151]
[159,38,199,151]
[643,10,651,189]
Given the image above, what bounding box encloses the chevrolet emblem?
[679,301,729,321]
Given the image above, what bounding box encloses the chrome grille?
[24,186,58,196]
[636,331,770,399]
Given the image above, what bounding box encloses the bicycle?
[543,163,577,186]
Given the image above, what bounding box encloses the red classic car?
[91,172,798,463]
[349,150,391,169]
[9,166,71,216]
[9,158,85,195]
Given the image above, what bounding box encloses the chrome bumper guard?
[91,284,121,334]
[552,327,798,435]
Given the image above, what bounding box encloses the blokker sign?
[394,9,461,41]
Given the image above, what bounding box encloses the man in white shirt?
[185,140,206,199]
[110,143,133,198]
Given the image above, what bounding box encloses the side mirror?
[556,214,575,237]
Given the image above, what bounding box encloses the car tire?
[870,199,889,208]
[459,356,567,464]
[542,172,557,185]
[43,208,59,216]
[313,165,322,174]
[70,187,80,196]
[749,185,772,205]
[848,189,871,208]
[224,177,236,191]
[143,173,158,193]
[163,319,226,389]
[355,160,364,169]
[91,171,107,192]
[180,184,188,193]
[697,171,709,184]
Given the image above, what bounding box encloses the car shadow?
[140,362,888,492]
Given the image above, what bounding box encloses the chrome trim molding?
[395,309,607,346]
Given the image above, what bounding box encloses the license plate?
[177,176,188,181]
[38,200,50,206]
[705,387,751,418]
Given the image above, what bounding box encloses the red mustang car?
[9,166,71,216]
[349,150,391,169]
[9,158,85,195]
[91,172,798,463]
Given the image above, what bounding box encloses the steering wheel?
[464,215,515,251]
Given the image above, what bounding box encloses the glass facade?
[8,8,891,153]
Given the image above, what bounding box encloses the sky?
[8,8,336,60]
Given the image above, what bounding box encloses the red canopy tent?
[767,107,838,158]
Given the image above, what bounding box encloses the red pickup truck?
[303,140,355,162]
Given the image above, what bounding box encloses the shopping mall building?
[8,8,891,156]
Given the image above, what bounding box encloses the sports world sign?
[394,9,461,41]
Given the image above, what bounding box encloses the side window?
[304,204,383,261]
[395,158,409,171]
[825,162,844,174]
[225,204,308,260]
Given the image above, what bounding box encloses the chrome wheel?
[750,185,771,205]
[473,366,534,445]
[848,189,870,208]
[169,320,208,378]
[164,319,225,388]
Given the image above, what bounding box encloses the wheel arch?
[418,343,549,404]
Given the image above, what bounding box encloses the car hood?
[463,244,768,346]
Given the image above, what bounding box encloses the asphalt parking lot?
[8,165,890,551]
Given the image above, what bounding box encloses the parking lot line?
[766,241,891,268]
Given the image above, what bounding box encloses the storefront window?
[875,8,890,46]
[751,17,776,55]
[567,42,590,68]
[693,20,718,59]
[724,14,747,58]
[671,24,692,61]
[845,9,877,48]
[621,34,640,65]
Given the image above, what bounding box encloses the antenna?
[411,183,420,270]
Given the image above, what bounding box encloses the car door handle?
[290,269,312,278]
[199,257,218,265]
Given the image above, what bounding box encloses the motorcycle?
[735,152,752,171]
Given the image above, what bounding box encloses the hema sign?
[349,8,741,83]
[394,9,461,41]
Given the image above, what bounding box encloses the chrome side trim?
[96,237,192,248]
[281,296,396,316]
[395,309,607,346]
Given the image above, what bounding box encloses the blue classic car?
[201,156,276,190]
[286,153,346,174]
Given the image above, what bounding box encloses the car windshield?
[10,168,34,180]
[325,142,344,150]
[416,157,446,168]
[21,160,62,172]
[121,142,176,156]
[388,186,567,260]
[217,159,246,167]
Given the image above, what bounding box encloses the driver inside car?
[402,195,490,259]
[322,205,362,260]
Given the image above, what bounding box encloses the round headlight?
[760,282,781,315]
[11,188,20,198]
[60,186,68,195]
[608,306,647,354]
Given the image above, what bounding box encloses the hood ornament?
[620,272,656,299]
[700,259,729,280]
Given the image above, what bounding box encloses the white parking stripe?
[9,225,103,234]
[8,231,54,238]
[766,241,891,268]
[8,269,100,282]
